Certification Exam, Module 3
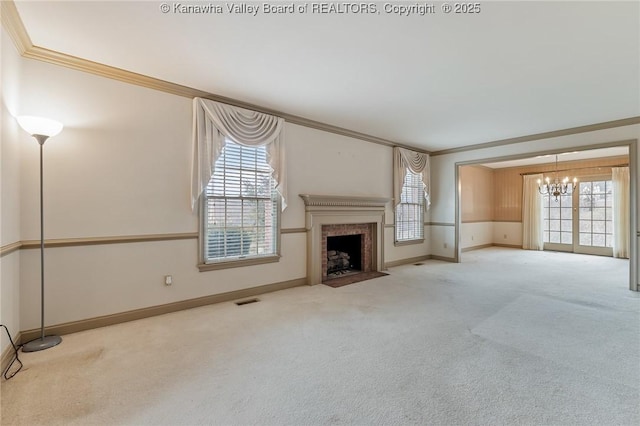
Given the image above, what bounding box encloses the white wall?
[10,48,430,330]
[460,222,493,249]
[18,59,195,240]
[384,226,431,264]
[283,123,392,228]
[1,28,23,353]
[430,124,640,285]
[493,222,522,247]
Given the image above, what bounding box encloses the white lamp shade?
[16,116,63,138]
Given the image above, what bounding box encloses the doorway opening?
[455,142,636,291]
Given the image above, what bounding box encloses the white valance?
[191,97,287,211]
[393,147,430,208]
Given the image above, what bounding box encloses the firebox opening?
[326,234,362,279]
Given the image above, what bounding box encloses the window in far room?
[542,177,613,257]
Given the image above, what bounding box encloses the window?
[542,185,573,245]
[202,140,279,265]
[395,170,425,242]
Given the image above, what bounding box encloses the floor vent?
[414,263,424,266]
[235,298,259,306]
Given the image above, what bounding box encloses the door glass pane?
[579,233,591,246]
[592,234,605,247]
[579,220,591,232]
[577,180,612,249]
[543,185,572,246]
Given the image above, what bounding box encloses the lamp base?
[22,335,62,352]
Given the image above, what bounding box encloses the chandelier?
[537,155,577,202]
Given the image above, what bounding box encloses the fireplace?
[322,223,373,281]
[300,194,389,285]
[327,235,362,275]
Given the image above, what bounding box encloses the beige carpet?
[1,247,638,425]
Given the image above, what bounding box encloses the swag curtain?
[522,174,544,250]
[612,166,630,258]
[191,97,287,211]
[393,147,431,208]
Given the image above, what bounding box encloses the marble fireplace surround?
[300,194,389,285]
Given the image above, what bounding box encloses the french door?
[542,176,613,256]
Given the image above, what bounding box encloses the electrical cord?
[1,324,23,380]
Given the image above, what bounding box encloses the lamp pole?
[17,117,63,352]
[38,136,46,341]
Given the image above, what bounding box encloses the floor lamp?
[17,116,64,352]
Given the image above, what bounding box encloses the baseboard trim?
[492,243,522,249]
[385,255,431,268]
[461,243,493,253]
[430,255,457,262]
[19,278,306,343]
[1,331,21,376]
[461,243,522,252]
[385,254,458,267]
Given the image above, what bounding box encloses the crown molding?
[4,1,634,157]
[431,117,640,156]
[1,0,31,53]
[1,1,429,153]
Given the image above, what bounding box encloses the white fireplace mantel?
[299,194,390,209]
[299,194,390,285]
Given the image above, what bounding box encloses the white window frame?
[395,169,425,245]
[198,140,281,271]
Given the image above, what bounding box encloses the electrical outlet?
[164,275,172,286]
[471,236,474,241]
[444,243,448,249]
[504,234,507,239]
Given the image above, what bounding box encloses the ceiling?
[12,1,640,152]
